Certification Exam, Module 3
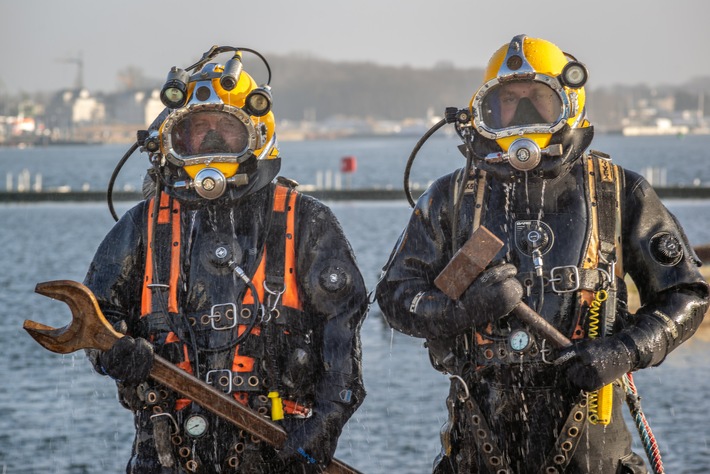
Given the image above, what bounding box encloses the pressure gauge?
[184,414,208,438]
[509,329,532,352]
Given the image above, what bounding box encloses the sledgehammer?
[434,226,572,349]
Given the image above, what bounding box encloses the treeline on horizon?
[6,53,710,131]
[253,54,710,130]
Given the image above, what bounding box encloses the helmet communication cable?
[107,141,139,221]
[403,118,447,207]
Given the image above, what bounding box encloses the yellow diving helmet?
[147,46,279,200]
[469,35,589,172]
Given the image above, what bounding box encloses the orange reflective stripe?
[232,353,255,372]
[233,392,249,406]
[282,190,301,309]
[174,343,193,411]
[141,195,181,316]
[273,185,288,212]
[242,254,266,304]
[242,186,301,309]
[157,193,172,223]
[141,197,158,316]
[168,199,181,313]
[230,325,261,373]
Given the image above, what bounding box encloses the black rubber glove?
[277,412,337,473]
[457,262,523,326]
[557,335,638,392]
[99,336,154,384]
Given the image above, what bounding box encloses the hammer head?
[434,226,504,300]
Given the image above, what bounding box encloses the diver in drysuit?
[85,46,367,473]
[376,35,709,473]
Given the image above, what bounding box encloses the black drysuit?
[85,182,367,473]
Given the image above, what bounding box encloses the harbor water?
[1,134,710,473]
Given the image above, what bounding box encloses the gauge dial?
[185,414,208,438]
[509,329,532,352]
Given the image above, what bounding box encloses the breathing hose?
[107,141,140,222]
[403,118,447,207]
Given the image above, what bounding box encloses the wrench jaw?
[24,280,122,354]
[22,319,82,355]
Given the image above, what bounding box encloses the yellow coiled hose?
[587,289,613,425]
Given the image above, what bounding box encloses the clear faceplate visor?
[162,105,259,167]
[472,78,569,139]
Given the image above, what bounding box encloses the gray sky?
[2,0,708,95]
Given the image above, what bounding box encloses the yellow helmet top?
[470,35,589,152]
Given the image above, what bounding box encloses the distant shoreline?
[2,185,710,203]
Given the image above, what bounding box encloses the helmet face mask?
[152,49,279,201]
[470,35,588,168]
[475,78,568,138]
[162,105,259,166]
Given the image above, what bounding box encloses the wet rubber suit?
[376,128,709,473]
[85,181,367,473]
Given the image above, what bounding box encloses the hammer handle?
[512,303,572,348]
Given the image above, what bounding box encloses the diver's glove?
[457,262,523,325]
[277,409,341,473]
[558,334,638,392]
[99,335,154,384]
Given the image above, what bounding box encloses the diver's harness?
[135,182,314,471]
[432,153,664,473]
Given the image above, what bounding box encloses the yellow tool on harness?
[269,391,285,421]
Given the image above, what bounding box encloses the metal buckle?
[207,302,238,330]
[206,369,233,393]
[549,266,580,293]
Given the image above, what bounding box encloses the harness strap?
[538,398,589,473]
[141,192,181,316]
[449,376,512,473]
[264,185,301,309]
[232,184,302,410]
[589,154,623,335]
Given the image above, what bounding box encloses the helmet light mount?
[559,61,588,89]
[219,53,243,91]
[244,85,273,117]
[160,67,191,109]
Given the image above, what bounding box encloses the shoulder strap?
[584,152,624,335]
[263,184,302,310]
[141,190,182,317]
